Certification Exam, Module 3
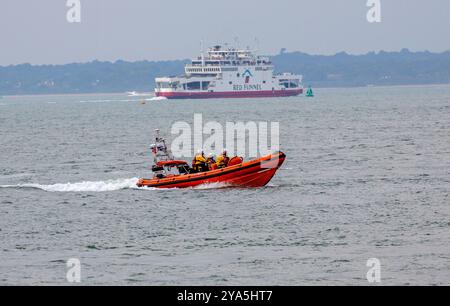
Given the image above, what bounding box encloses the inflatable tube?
[228,156,243,166]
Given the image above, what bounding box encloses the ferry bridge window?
[157,82,170,88]
[186,81,201,90]
[202,82,210,90]
[280,81,299,88]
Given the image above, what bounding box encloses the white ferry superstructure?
[154,45,303,99]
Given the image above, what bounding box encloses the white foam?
[0,178,141,192]
[193,182,230,189]
[78,99,140,103]
[127,91,153,97]
[147,96,167,101]
[1,178,234,192]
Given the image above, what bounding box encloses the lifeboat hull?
[137,151,286,189]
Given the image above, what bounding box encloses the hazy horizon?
[2,48,449,67]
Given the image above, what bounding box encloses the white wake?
[0,178,141,192]
[193,182,231,189]
[147,96,167,101]
[1,178,235,192]
[78,99,141,103]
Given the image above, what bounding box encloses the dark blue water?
[1,86,449,285]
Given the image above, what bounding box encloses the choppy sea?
[0,85,449,285]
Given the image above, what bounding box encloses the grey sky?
[1,0,449,65]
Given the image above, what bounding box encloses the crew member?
[192,150,207,172]
[206,153,216,170]
[216,149,229,168]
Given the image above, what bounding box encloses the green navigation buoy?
[306,86,314,97]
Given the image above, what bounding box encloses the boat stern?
[136,178,145,187]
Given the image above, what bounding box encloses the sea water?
[0,86,449,285]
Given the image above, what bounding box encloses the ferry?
[154,45,303,99]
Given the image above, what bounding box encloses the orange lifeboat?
[137,151,286,189]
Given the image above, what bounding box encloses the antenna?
[254,37,260,53]
[200,39,205,66]
[155,128,161,141]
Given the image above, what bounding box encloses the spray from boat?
[0,178,141,192]
[126,91,154,97]
[0,178,232,192]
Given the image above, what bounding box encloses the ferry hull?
[155,89,302,99]
[137,151,286,189]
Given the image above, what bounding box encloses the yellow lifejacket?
[194,154,206,165]
[216,154,229,168]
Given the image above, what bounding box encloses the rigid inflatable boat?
[136,130,285,189]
